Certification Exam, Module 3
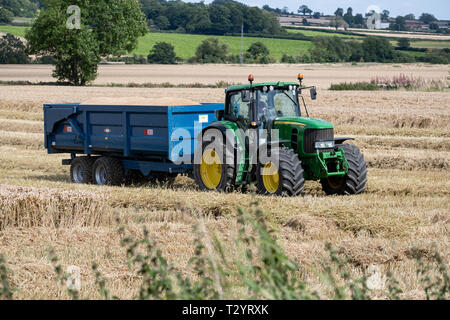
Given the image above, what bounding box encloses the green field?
[134,33,312,59]
[397,50,427,57]
[0,25,29,37]
[285,28,363,39]
[410,40,450,49]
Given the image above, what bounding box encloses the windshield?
[257,88,300,122]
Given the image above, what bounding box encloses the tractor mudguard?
[199,122,239,151]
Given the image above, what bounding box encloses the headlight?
[315,141,335,149]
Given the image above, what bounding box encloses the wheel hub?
[262,162,279,194]
[200,149,222,190]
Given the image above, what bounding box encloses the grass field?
[134,32,312,59]
[285,27,363,39]
[410,40,450,49]
[0,25,29,38]
[0,64,448,299]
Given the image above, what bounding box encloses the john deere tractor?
[194,74,367,196]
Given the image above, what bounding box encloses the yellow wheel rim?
[262,162,279,194]
[200,149,222,190]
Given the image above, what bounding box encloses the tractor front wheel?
[257,147,305,196]
[321,144,367,195]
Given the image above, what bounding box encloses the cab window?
[227,92,250,121]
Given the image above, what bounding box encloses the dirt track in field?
[0,63,448,89]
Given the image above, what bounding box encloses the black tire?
[194,139,235,192]
[257,147,305,196]
[92,157,124,186]
[320,144,367,195]
[70,157,94,184]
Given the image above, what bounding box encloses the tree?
[147,42,176,64]
[397,38,411,49]
[0,8,14,24]
[302,18,309,26]
[195,38,229,63]
[313,12,321,19]
[362,37,394,62]
[381,10,390,20]
[154,15,170,30]
[247,42,270,63]
[404,14,415,20]
[354,14,364,26]
[1,0,38,18]
[0,33,30,64]
[298,5,310,16]
[343,7,354,26]
[330,15,348,30]
[334,8,344,17]
[393,16,406,31]
[26,0,148,85]
[419,13,437,24]
[309,37,351,62]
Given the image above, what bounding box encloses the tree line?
[139,0,281,35]
[0,0,41,23]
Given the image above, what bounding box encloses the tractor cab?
[221,74,316,131]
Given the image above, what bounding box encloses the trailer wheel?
[70,157,94,184]
[257,147,305,196]
[92,157,124,186]
[320,144,367,195]
[194,140,235,192]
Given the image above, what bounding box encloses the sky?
[185,0,450,20]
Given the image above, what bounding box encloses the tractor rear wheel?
[92,157,125,186]
[257,147,305,196]
[321,144,367,195]
[70,157,94,184]
[194,140,235,192]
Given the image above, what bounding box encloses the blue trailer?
[44,102,224,185]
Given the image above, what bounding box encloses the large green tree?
[0,34,30,64]
[147,42,176,64]
[0,8,14,23]
[26,0,147,85]
[195,38,229,63]
[1,0,38,18]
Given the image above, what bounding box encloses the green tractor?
[194,74,367,196]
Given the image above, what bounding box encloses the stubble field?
[0,64,449,299]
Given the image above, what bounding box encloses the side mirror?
[241,90,250,102]
[215,109,224,120]
[310,88,317,100]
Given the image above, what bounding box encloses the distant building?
[434,21,449,29]
[279,15,331,27]
[404,20,424,30]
